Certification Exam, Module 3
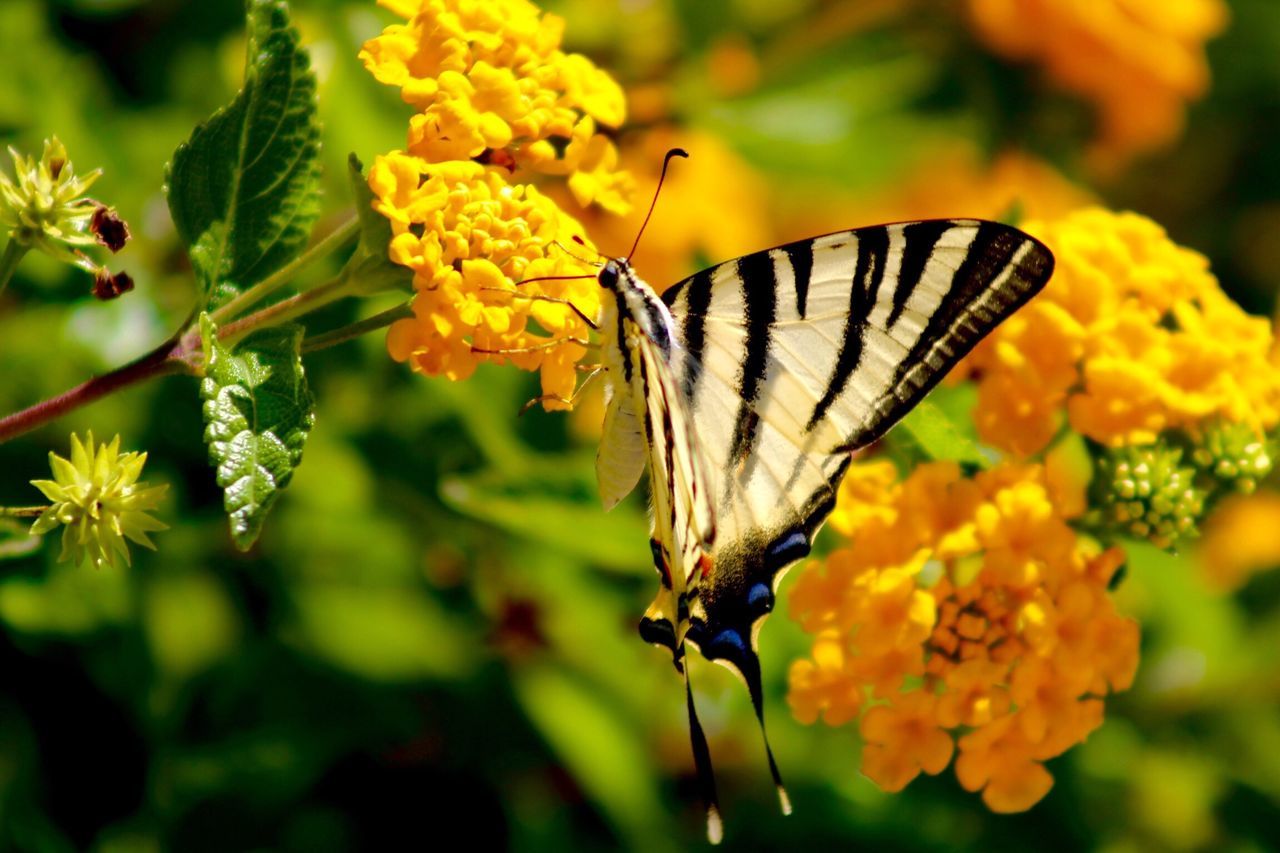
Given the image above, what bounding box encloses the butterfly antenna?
[551,238,604,266]
[627,147,688,262]
[514,273,597,287]
[683,655,724,845]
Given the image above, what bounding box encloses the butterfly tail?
[739,650,792,816]
[683,655,723,844]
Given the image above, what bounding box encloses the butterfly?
[540,149,1054,842]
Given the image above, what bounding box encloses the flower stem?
[0,332,193,445]
[0,217,370,446]
[0,506,48,519]
[217,268,356,346]
[302,302,413,353]
[209,215,360,324]
[0,239,29,299]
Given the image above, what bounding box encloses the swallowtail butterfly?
[553,150,1053,842]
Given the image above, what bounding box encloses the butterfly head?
[597,258,628,292]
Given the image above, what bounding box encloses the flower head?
[962,209,1280,458]
[0,137,129,274]
[788,459,1138,811]
[363,0,635,409]
[360,0,631,211]
[373,154,602,406]
[29,432,167,570]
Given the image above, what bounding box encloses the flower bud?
[1191,420,1274,495]
[1094,441,1206,549]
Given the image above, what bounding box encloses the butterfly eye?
[598,261,620,290]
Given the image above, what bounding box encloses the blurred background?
[0,0,1278,849]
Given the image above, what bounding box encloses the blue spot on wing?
[768,529,810,567]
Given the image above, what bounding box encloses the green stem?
[208,215,360,324]
[0,239,29,299]
[0,506,48,519]
[217,268,356,346]
[302,302,413,353]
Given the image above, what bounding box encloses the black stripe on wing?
[679,268,713,404]
[887,220,953,326]
[835,220,1053,452]
[726,251,777,466]
[783,241,813,319]
[806,225,889,431]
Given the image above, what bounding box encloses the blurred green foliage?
[0,0,1279,850]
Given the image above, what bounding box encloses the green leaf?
[200,313,315,550]
[440,459,649,574]
[166,0,320,308]
[699,51,975,192]
[288,584,476,682]
[343,153,410,295]
[897,400,992,469]
[514,666,671,852]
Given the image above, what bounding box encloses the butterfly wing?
[662,219,1053,692]
[603,315,718,657]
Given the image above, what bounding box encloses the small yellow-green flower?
[0,134,129,286]
[0,137,99,262]
[29,432,167,570]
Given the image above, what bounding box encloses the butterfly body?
[590,219,1054,841]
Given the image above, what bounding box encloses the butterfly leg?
[470,337,594,355]
[479,287,600,331]
[517,367,602,415]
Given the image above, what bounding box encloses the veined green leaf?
[200,314,315,550]
[897,399,992,469]
[166,0,320,307]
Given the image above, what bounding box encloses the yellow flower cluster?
[362,0,634,407]
[965,0,1227,168]
[374,156,601,405]
[788,459,1138,812]
[360,0,631,212]
[959,208,1280,456]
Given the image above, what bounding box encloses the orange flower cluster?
[362,0,634,407]
[958,208,1280,456]
[965,0,1228,168]
[788,459,1138,812]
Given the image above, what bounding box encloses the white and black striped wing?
[618,317,718,656]
[661,219,1053,684]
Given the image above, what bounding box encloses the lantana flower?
[362,0,634,409]
[0,136,131,296]
[959,208,1280,458]
[788,459,1138,812]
